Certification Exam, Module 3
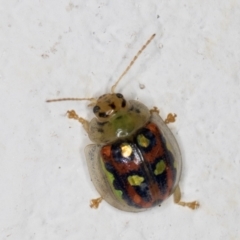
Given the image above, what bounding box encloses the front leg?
[67,110,89,133]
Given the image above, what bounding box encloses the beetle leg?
[90,197,103,209]
[173,185,199,210]
[150,107,177,124]
[150,106,160,114]
[67,110,89,133]
[164,113,177,124]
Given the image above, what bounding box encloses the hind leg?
[173,185,199,210]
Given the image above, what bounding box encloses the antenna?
[46,34,156,103]
[46,97,97,106]
[111,33,156,93]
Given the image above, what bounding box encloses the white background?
[1,1,240,239]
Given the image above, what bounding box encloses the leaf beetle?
[47,34,199,212]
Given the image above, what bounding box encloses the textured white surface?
[1,1,240,239]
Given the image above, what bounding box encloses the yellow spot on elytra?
[154,160,166,175]
[121,143,132,157]
[106,169,123,198]
[137,134,150,147]
[128,175,144,186]
[101,159,123,199]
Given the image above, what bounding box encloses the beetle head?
[92,93,127,122]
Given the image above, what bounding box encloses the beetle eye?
[99,112,107,118]
[116,93,123,98]
[93,105,100,114]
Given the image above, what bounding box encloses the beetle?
[47,34,199,212]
